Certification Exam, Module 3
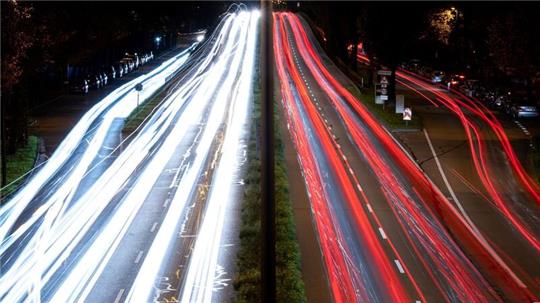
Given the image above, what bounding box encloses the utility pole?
[260,0,275,302]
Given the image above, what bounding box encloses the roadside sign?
[377,69,392,76]
[403,107,412,120]
[395,95,404,113]
[375,69,392,105]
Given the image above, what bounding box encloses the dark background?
[1,1,229,153]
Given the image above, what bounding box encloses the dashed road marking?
[366,203,373,213]
[514,120,531,136]
[378,227,387,239]
[394,259,405,274]
[150,222,158,233]
[134,250,144,264]
[113,289,125,303]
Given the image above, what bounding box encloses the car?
[493,94,508,108]
[407,59,421,72]
[120,58,135,72]
[501,99,514,115]
[140,53,150,65]
[419,66,433,78]
[107,65,117,79]
[123,53,140,68]
[99,72,108,86]
[431,71,445,83]
[510,98,539,118]
[117,62,128,75]
[444,73,466,88]
[86,74,101,89]
[69,79,89,94]
[458,79,479,97]
[115,64,124,77]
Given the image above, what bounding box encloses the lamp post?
[155,36,162,51]
[135,83,143,107]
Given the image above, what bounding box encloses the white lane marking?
[416,301,421,303]
[150,222,158,233]
[394,259,405,274]
[423,129,468,222]
[356,184,363,192]
[366,203,373,213]
[423,129,526,286]
[113,289,125,303]
[163,198,170,208]
[378,227,387,239]
[134,250,144,264]
[514,120,531,136]
[169,165,183,188]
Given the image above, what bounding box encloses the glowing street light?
[155,36,162,50]
[196,34,205,42]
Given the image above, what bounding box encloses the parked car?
[431,71,445,83]
[69,79,89,94]
[493,94,509,109]
[86,74,102,89]
[117,62,128,75]
[107,65,117,79]
[406,59,421,72]
[140,53,150,65]
[510,98,539,118]
[458,79,479,97]
[99,72,108,86]
[115,64,124,77]
[123,53,140,68]
[120,58,135,72]
[444,73,466,89]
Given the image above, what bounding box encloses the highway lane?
[275,12,536,302]
[391,69,540,296]
[1,6,257,303]
[0,44,195,245]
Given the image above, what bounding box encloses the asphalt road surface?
[0,7,258,303]
[274,12,539,302]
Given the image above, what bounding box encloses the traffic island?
[234,54,306,302]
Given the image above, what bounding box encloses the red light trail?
[275,11,537,302]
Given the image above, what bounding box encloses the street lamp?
[155,36,162,50]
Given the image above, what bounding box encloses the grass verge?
[122,88,167,136]
[346,84,422,129]
[1,136,39,196]
[336,61,422,130]
[234,53,306,302]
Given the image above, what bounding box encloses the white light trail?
[126,10,258,303]
[179,10,259,303]
[0,42,198,303]
[1,6,257,303]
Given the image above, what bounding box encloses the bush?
[234,37,306,302]
[1,135,39,196]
